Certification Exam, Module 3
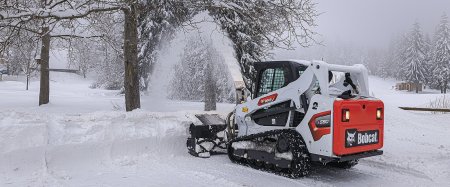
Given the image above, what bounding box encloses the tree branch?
[1,4,123,21]
[51,34,104,39]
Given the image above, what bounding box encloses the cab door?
[246,66,295,134]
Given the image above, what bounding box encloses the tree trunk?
[415,81,419,93]
[204,61,216,111]
[26,74,29,90]
[443,81,448,94]
[26,60,30,90]
[83,68,86,78]
[123,6,141,111]
[39,27,50,105]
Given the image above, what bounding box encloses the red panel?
[308,111,331,141]
[333,99,384,156]
[258,93,278,106]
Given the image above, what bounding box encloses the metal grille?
[258,69,275,96]
[273,69,285,90]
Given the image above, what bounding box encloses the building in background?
[395,82,423,92]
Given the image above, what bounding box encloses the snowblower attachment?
[187,114,227,158]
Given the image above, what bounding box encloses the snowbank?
[0,110,196,186]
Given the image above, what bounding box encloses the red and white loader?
[187,60,384,178]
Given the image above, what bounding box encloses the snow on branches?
[431,14,450,93]
[377,15,450,93]
[169,35,236,104]
[402,22,428,89]
[138,0,319,91]
[138,0,191,91]
[206,0,318,90]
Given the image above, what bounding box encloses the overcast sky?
[274,0,450,59]
[316,0,450,45]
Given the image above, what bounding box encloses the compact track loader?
[187,60,384,178]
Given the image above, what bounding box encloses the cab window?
[296,65,307,79]
[257,68,285,97]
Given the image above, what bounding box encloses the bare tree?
[0,0,141,110]
[67,39,93,78]
[8,31,39,90]
[83,12,125,90]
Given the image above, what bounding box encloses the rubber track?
[227,129,311,178]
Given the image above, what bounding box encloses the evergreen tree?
[379,50,392,79]
[381,37,402,79]
[432,14,450,93]
[168,35,236,105]
[402,22,428,93]
[396,34,411,80]
[423,34,434,86]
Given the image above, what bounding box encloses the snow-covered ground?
[1,74,449,186]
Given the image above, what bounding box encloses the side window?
[297,66,307,80]
[298,70,305,77]
[257,68,285,97]
[311,76,321,94]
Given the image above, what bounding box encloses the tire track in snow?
[359,159,432,181]
[304,160,433,186]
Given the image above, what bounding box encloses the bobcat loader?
[186,60,384,178]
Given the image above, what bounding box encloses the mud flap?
[187,114,227,158]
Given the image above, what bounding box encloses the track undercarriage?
[228,129,311,178]
[186,114,361,178]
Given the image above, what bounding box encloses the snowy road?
[1,75,450,186]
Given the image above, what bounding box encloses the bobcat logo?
[346,131,356,146]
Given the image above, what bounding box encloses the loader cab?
[249,61,309,128]
[253,61,307,99]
